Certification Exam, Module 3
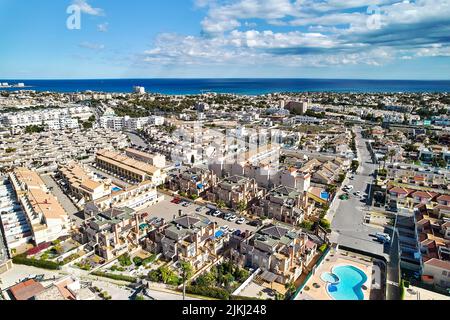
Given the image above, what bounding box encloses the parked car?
[223,213,232,220]
[212,210,222,217]
[375,232,391,243]
[196,206,203,212]
[236,217,246,224]
[228,228,236,234]
[141,212,149,218]
[228,215,237,222]
[221,225,229,231]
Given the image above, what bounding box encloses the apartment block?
[206,175,262,210]
[144,215,225,271]
[252,186,307,225]
[230,224,318,285]
[9,168,71,245]
[78,207,140,261]
[95,149,166,186]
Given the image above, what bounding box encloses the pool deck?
[295,249,375,300]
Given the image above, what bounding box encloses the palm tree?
[388,149,396,164]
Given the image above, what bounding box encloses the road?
[127,131,149,149]
[330,126,400,299]
[40,174,83,226]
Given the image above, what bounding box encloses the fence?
[291,247,331,300]
[232,268,261,296]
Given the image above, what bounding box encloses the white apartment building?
[1,106,93,128]
[45,117,79,130]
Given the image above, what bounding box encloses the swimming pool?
[112,186,122,192]
[215,230,224,238]
[323,265,368,300]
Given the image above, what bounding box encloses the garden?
[186,260,250,300]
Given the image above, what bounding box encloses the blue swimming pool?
[112,186,122,192]
[324,265,367,300]
[215,230,224,238]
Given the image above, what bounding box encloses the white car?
[236,218,246,225]
[223,213,232,220]
[228,215,237,222]
[228,228,236,234]
[221,225,229,231]
[212,210,221,217]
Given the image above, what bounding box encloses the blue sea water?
[1,78,449,95]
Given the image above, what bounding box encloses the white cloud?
[141,0,450,69]
[79,42,105,50]
[72,0,104,16]
[97,22,109,32]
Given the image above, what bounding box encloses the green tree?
[320,218,331,229]
[236,200,247,213]
[216,200,226,209]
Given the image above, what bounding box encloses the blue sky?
[0,0,450,79]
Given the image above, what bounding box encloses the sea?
[0,78,449,95]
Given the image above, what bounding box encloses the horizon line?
[2,77,450,82]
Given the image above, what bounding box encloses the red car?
[141,212,149,218]
[172,198,181,204]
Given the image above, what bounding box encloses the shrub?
[118,254,132,267]
[133,256,143,266]
[91,271,137,283]
[185,286,230,300]
[319,244,328,253]
[319,218,331,229]
[300,220,314,231]
[12,255,61,270]
[148,269,161,282]
[142,254,157,266]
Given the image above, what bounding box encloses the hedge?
[185,285,230,300]
[230,295,262,300]
[91,271,137,283]
[12,255,61,270]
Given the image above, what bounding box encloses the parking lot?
[136,194,258,234]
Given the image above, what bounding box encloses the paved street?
[331,127,388,259]
[329,126,400,299]
[40,174,83,226]
[127,131,149,149]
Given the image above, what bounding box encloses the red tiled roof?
[412,191,438,199]
[9,279,45,300]
[424,258,450,271]
[389,186,413,195]
[437,194,450,202]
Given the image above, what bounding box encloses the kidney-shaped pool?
[324,265,368,300]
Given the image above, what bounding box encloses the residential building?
[207,175,262,210]
[168,167,218,197]
[230,224,318,285]
[78,206,140,261]
[95,149,166,185]
[125,148,166,169]
[144,214,225,271]
[9,168,71,245]
[252,186,307,225]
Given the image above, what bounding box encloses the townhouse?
[168,167,218,197]
[77,207,140,261]
[206,175,262,210]
[144,215,225,271]
[229,224,318,285]
[252,186,307,225]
